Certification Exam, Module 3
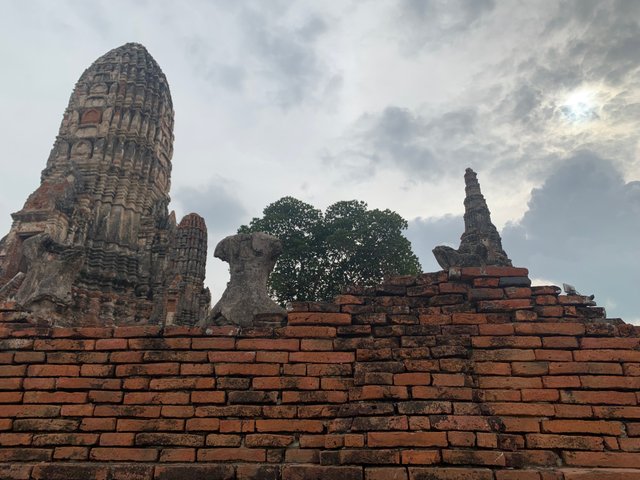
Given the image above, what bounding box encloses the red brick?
[52,446,87,460]
[526,433,603,450]
[0,392,23,403]
[412,386,473,401]
[22,378,52,390]
[256,419,324,433]
[401,450,441,464]
[117,419,184,432]
[419,314,452,325]
[290,351,355,363]
[474,362,511,375]
[408,467,494,479]
[220,419,255,432]
[580,375,640,389]
[473,336,541,348]
[430,415,492,432]
[23,391,87,404]
[394,373,431,386]
[90,447,157,461]
[94,405,160,418]
[366,467,407,480]
[485,402,553,417]
[99,433,135,446]
[561,390,637,405]
[522,389,559,402]
[95,338,128,350]
[350,386,409,400]
[368,432,447,447]
[447,431,475,447]
[236,338,299,351]
[442,449,506,466]
[180,363,214,375]
[191,391,225,404]
[430,374,466,387]
[136,432,203,447]
[80,364,114,377]
[80,418,116,432]
[549,362,623,375]
[288,312,351,325]
[33,339,95,350]
[253,376,319,390]
[0,433,32,446]
[479,376,542,389]
[215,363,280,376]
[451,313,489,324]
[282,465,362,480]
[115,363,180,376]
[159,448,196,462]
[575,350,640,362]
[515,322,585,335]
[123,392,190,405]
[334,295,365,305]
[279,326,337,337]
[185,418,220,431]
[563,451,640,468]
[580,337,640,349]
[27,364,80,377]
[477,299,533,312]
[245,433,293,447]
[542,419,623,435]
[112,326,161,338]
[197,447,265,462]
[472,349,536,361]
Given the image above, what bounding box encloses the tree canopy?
[238,196,421,304]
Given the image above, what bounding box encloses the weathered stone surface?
[433,168,512,269]
[205,233,286,327]
[0,43,210,326]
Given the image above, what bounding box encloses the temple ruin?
[0,43,639,480]
[0,43,209,326]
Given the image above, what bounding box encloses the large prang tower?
[0,43,210,325]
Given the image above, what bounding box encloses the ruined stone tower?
[0,43,210,325]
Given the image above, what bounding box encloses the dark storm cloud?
[174,179,248,239]
[395,0,495,51]
[502,152,640,321]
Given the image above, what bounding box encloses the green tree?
[239,196,421,304]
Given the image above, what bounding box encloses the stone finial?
[433,168,512,269]
[205,232,285,327]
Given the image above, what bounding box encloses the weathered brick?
[197,447,265,462]
[282,465,363,480]
[368,431,447,447]
[288,312,351,326]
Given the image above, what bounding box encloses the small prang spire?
[433,168,512,269]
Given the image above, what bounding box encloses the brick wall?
[1,266,639,480]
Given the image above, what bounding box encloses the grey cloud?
[502,152,640,322]
[182,4,338,108]
[174,179,248,239]
[240,10,335,107]
[395,0,495,51]
[406,214,463,272]
[331,106,486,182]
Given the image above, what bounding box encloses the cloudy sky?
[0,0,638,322]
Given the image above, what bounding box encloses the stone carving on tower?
[0,43,210,325]
[433,168,512,269]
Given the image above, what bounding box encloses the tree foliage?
[239,196,421,304]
